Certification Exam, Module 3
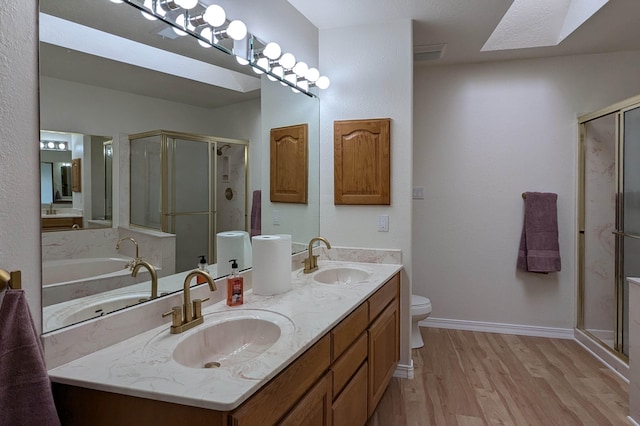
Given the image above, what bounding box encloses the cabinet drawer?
[331,332,367,398]
[331,302,368,361]
[368,273,399,321]
[230,335,331,426]
[332,362,368,426]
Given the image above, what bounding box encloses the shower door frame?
[129,130,249,269]
[577,93,640,361]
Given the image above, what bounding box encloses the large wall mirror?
[40,0,320,333]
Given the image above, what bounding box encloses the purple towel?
[250,190,261,238]
[517,192,561,273]
[0,290,60,426]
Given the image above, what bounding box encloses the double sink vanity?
[48,252,403,425]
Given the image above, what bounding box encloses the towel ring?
[522,193,527,199]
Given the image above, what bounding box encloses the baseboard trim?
[420,317,574,340]
[628,416,640,426]
[574,328,629,382]
[393,360,414,379]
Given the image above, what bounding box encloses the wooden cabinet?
[367,274,400,417]
[332,362,368,426]
[53,273,401,426]
[228,335,331,426]
[279,374,332,426]
[42,216,83,231]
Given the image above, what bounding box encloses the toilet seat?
[411,295,432,313]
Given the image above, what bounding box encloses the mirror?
[40,130,113,230]
[39,0,320,333]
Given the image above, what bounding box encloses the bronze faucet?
[46,202,57,215]
[303,236,331,273]
[131,260,158,299]
[116,237,140,260]
[162,270,217,334]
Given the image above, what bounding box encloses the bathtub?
[42,257,160,307]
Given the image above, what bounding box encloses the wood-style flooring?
[369,327,629,426]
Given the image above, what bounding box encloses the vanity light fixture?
[40,140,69,151]
[118,0,329,96]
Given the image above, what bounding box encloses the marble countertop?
[43,266,216,333]
[48,260,402,411]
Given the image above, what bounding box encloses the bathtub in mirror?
[39,0,320,332]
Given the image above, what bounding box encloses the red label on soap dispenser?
[227,277,244,306]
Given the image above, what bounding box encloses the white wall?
[319,20,414,368]
[413,51,640,330]
[0,1,40,330]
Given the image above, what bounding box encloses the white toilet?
[411,295,432,349]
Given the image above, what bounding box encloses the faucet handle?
[162,306,182,328]
[192,297,210,319]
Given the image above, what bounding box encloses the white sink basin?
[313,266,372,285]
[62,293,150,325]
[170,310,294,369]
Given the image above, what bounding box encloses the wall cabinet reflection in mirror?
[39,0,319,333]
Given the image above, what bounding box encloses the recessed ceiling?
[39,0,261,109]
[287,0,640,65]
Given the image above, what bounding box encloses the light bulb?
[203,4,225,27]
[315,75,330,89]
[305,67,320,82]
[297,79,309,92]
[267,75,277,82]
[47,142,55,149]
[109,0,123,3]
[279,52,296,70]
[256,57,270,72]
[58,143,66,150]
[271,65,284,79]
[172,14,188,36]
[198,27,213,47]
[175,0,198,9]
[285,72,297,85]
[263,42,282,60]
[291,87,300,94]
[40,142,44,149]
[252,66,264,75]
[141,0,157,20]
[236,56,249,65]
[226,20,247,41]
[293,61,308,78]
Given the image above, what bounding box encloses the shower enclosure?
[578,95,640,360]
[129,130,248,272]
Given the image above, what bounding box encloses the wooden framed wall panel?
[71,158,81,193]
[334,119,390,205]
[270,124,308,204]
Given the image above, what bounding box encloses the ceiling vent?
[414,43,446,61]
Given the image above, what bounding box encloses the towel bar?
[522,193,526,199]
[0,269,22,290]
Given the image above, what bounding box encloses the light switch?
[413,186,425,199]
[378,215,389,232]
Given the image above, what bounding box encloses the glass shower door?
[620,105,640,356]
[167,138,212,272]
[130,135,162,230]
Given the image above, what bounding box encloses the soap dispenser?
[226,259,244,306]
[197,255,209,284]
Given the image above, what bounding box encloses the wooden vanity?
[41,216,83,231]
[52,273,400,425]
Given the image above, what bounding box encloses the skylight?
[482,0,609,51]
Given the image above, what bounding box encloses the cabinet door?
[332,361,368,426]
[367,301,399,416]
[279,374,332,426]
